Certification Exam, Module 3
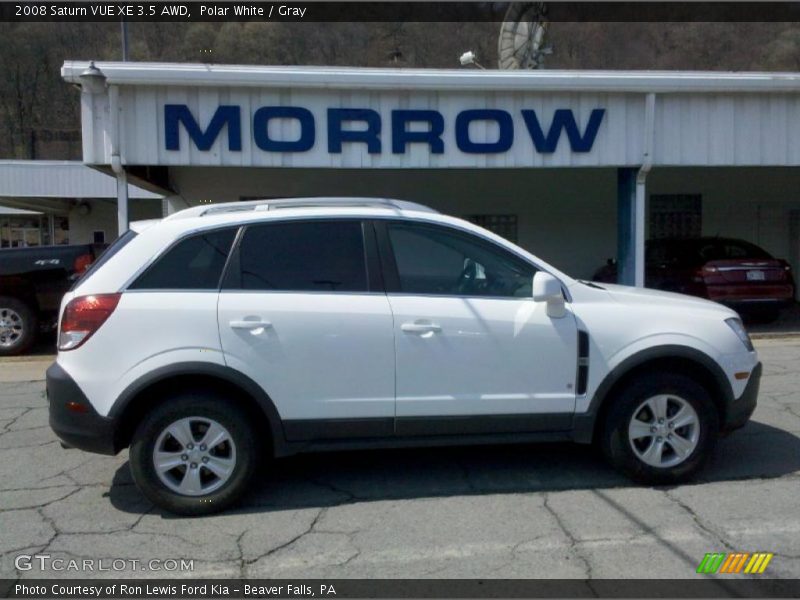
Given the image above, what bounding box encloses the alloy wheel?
[152,416,237,496]
[0,308,23,349]
[628,394,700,468]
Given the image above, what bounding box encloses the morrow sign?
[164,105,606,155]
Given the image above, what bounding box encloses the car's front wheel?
[601,373,719,484]
[129,392,260,515]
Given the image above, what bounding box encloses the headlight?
[725,317,754,352]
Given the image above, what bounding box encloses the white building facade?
[0,160,163,247]
[61,61,800,293]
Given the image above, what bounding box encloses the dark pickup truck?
[0,244,105,355]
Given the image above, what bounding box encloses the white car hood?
[599,283,739,316]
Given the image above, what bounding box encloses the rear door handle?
[229,319,272,331]
[401,322,442,334]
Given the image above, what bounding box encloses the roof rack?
[180,197,437,218]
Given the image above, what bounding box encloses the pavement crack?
[127,506,155,531]
[241,506,327,574]
[663,490,736,551]
[0,407,34,433]
[235,529,247,578]
[542,492,595,582]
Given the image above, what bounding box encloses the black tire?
[0,296,37,357]
[129,391,261,516]
[601,372,719,485]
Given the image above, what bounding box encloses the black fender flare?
[572,344,734,444]
[108,361,289,455]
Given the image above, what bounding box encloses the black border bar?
[4,2,800,23]
[3,579,800,599]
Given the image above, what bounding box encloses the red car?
[593,237,796,320]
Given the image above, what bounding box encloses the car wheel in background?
[0,297,37,356]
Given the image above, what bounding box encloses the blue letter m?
[521,108,605,153]
[165,104,242,151]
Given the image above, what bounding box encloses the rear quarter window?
[70,229,137,291]
[129,228,236,290]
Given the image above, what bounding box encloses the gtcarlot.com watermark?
[15,554,194,572]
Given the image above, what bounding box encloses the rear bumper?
[706,286,795,307]
[721,362,761,433]
[47,362,117,455]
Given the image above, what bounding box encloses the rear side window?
[232,221,367,292]
[130,229,236,290]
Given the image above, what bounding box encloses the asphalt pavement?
[1,339,799,580]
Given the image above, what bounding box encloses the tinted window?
[130,229,235,290]
[387,223,535,297]
[236,221,367,292]
[721,241,772,260]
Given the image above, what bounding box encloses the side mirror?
[532,272,566,318]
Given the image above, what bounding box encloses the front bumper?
[721,362,761,433]
[47,362,117,455]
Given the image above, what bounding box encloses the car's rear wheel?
[129,392,260,515]
[0,297,37,357]
[601,373,719,484]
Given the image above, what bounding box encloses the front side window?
[130,228,236,290]
[234,220,367,292]
[386,222,535,298]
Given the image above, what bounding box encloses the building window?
[0,215,44,248]
[466,214,518,243]
[649,194,702,239]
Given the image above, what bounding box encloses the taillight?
[58,294,121,351]
[692,264,719,283]
[73,253,94,274]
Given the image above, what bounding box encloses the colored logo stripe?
[719,553,749,573]
[745,553,774,574]
[697,553,726,574]
[697,552,773,574]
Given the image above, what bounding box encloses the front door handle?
[401,322,442,334]
[229,319,272,331]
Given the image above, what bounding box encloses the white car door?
[378,220,578,435]
[217,219,395,440]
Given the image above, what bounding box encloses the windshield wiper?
[578,279,605,290]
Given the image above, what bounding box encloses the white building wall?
[170,165,800,284]
[67,66,800,171]
[68,199,162,244]
[171,166,618,279]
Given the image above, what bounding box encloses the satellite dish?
[498,2,550,70]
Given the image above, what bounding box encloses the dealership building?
[54,61,800,292]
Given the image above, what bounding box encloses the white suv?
[48,198,761,515]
